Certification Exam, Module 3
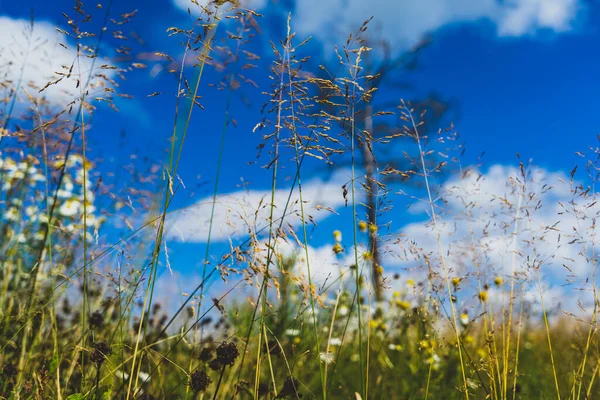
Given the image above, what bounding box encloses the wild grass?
[1,1,600,399]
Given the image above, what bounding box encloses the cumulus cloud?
[0,16,112,108]
[172,0,267,16]
[292,0,582,54]
[166,169,353,242]
[385,164,599,318]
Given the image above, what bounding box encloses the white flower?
[460,313,469,327]
[30,173,46,182]
[57,189,72,199]
[5,207,19,221]
[115,370,130,380]
[137,371,151,383]
[319,351,334,364]
[15,233,27,243]
[285,328,300,337]
[338,306,349,317]
[25,206,37,217]
[59,199,81,217]
[329,337,342,346]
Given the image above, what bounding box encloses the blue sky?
[2,0,599,312]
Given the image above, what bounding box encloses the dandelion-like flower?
[358,220,368,232]
[59,198,81,217]
[478,291,488,302]
[333,230,342,243]
[494,276,503,286]
[459,313,469,327]
[332,243,343,255]
[396,300,411,311]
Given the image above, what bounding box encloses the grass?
[1,1,600,399]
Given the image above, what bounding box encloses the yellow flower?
[358,220,368,232]
[494,276,503,286]
[332,243,343,254]
[375,264,384,275]
[363,250,372,260]
[459,313,469,326]
[369,223,377,233]
[478,291,488,302]
[396,300,411,311]
[477,348,487,359]
[369,320,379,329]
[464,335,474,344]
[406,279,415,287]
[333,230,342,243]
[293,337,301,345]
[451,277,461,287]
[392,290,400,298]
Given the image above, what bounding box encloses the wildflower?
[363,250,372,260]
[451,277,461,287]
[333,230,342,243]
[375,264,384,275]
[90,342,111,365]
[392,291,400,298]
[199,347,213,362]
[319,351,334,364]
[216,341,239,366]
[138,371,151,383]
[115,370,129,380]
[285,328,300,337]
[59,198,81,217]
[406,279,415,287]
[460,313,469,327]
[392,344,404,352]
[209,358,222,371]
[396,300,411,311]
[293,337,301,345]
[332,243,343,255]
[464,335,474,344]
[358,220,368,232]
[4,207,19,222]
[189,370,211,393]
[368,223,377,234]
[338,306,349,317]
[494,276,503,286]
[478,291,488,302]
[426,353,441,370]
[329,337,342,346]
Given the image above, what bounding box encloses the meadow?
[1,1,599,399]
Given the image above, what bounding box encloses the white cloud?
[385,164,599,318]
[172,0,267,16]
[171,0,583,57]
[291,0,581,55]
[0,16,112,108]
[166,169,353,242]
